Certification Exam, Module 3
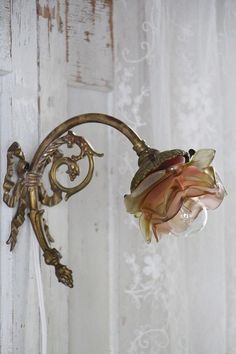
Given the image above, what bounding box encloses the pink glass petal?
[139,212,152,243]
[189,149,215,169]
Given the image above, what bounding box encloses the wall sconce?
[3,113,225,288]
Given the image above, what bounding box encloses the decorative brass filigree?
[3,125,107,287]
[3,113,149,287]
[3,142,29,251]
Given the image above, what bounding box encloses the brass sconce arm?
[3,113,225,288]
[3,114,150,288]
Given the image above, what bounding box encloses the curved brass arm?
[3,113,151,288]
[31,113,148,170]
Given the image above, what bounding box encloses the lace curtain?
[108,1,236,353]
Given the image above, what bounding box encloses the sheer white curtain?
[109,1,236,353]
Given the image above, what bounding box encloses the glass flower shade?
[124,149,226,242]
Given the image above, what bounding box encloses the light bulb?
[167,198,208,237]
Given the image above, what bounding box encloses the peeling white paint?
[37,0,69,353]
[0,0,11,74]
[67,0,114,90]
[0,0,40,353]
[0,1,114,353]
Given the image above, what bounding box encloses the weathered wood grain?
[66,0,114,90]
[0,0,40,353]
[0,0,11,74]
[1,1,115,353]
[37,0,69,353]
[67,87,111,354]
[37,0,69,354]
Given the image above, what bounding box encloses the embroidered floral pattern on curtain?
[109,0,236,353]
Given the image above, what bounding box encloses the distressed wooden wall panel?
[0,0,40,352]
[1,1,115,353]
[67,88,110,354]
[66,0,114,90]
[0,0,11,74]
[37,0,69,353]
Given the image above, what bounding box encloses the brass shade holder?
[3,113,186,288]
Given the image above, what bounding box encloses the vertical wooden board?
[37,0,69,353]
[67,88,110,354]
[0,80,14,354]
[0,0,11,74]
[66,0,114,90]
[0,0,40,353]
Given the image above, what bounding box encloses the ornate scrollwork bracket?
[3,127,105,287]
[3,113,149,287]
